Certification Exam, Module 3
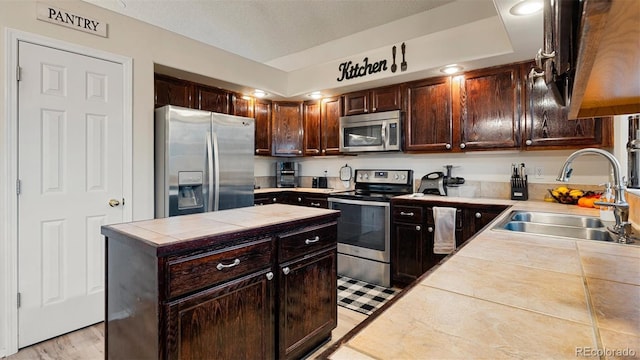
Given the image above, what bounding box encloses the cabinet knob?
[460,143,466,149]
[310,202,321,207]
[255,149,259,153]
[298,197,302,202]
[266,272,274,281]
[298,150,302,154]
[315,149,320,153]
[525,139,533,146]
[416,225,421,231]
[272,198,277,202]
[427,226,434,233]
[282,267,291,275]
[445,143,451,150]
[305,235,320,245]
[475,212,482,219]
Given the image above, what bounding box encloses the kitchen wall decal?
[36,2,108,38]
[401,42,407,71]
[336,57,388,82]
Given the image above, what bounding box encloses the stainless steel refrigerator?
[155,105,255,218]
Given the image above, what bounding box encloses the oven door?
[327,197,390,262]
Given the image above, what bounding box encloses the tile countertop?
[101,204,339,248]
[328,199,640,360]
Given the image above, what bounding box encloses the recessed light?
[509,0,543,16]
[308,91,323,99]
[440,65,463,75]
[253,89,267,98]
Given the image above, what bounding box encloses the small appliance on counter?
[276,161,299,188]
[510,163,528,200]
[417,165,465,196]
[318,170,328,189]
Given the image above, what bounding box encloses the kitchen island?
[325,197,640,359]
[101,204,340,360]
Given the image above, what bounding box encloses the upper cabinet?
[196,85,230,113]
[343,84,401,115]
[154,74,193,109]
[254,99,272,156]
[321,96,342,155]
[303,100,322,156]
[455,64,521,151]
[272,102,304,157]
[404,77,453,152]
[521,62,613,149]
[231,93,254,118]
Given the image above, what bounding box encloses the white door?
[17,41,124,347]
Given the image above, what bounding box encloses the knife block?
[510,176,528,201]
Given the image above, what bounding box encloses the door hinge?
[16,179,21,195]
[17,293,21,308]
[16,66,21,82]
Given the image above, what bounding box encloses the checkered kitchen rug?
[337,275,399,316]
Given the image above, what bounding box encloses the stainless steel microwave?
[339,110,402,153]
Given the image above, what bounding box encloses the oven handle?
[327,197,390,207]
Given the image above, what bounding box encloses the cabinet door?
[371,85,401,112]
[273,102,304,156]
[392,222,425,286]
[322,96,342,155]
[154,75,193,109]
[255,99,272,155]
[405,77,453,152]
[463,206,507,241]
[522,64,612,149]
[196,85,230,113]
[279,249,337,360]
[165,270,275,360]
[457,65,521,151]
[231,93,254,118]
[304,100,322,156]
[343,91,369,115]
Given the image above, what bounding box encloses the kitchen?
[1,0,639,359]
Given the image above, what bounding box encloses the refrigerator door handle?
[206,131,214,212]
[212,131,220,211]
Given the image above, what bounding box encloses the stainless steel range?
[328,169,413,287]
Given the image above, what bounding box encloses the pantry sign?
[37,2,108,38]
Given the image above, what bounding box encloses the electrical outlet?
[535,166,544,179]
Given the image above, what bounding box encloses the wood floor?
[5,307,367,360]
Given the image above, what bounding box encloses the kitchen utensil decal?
[391,46,397,73]
[400,42,407,71]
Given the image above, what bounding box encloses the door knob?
[108,199,120,207]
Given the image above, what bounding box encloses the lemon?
[555,186,569,194]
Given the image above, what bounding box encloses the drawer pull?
[305,236,320,244]
[266,272,274,281]
[216,258,240,271]
[475,212,482,218]
[400,211,414,216]
[282,267,291,275]
[416,225,421,231]
[427,226,434,233]
[310,202,321,207]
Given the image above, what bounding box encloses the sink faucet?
[556,148,633,243]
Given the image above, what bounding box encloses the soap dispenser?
[599,182,615,221]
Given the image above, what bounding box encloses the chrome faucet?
[556,148,633,243]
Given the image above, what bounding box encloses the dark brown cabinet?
[104,211,339,360]
[231,93,255,118]
[303,100,322,156]
[404,77,453,152]
[520,63,613,150]
[391,199,506,287]
[154,74,193,109]
[455,64,521,151]
[343,85,401,115]
[256,192,329,209]
[255,99,273,155]
[321,96,342,155]
[273,102,304,157]
[165,270,275,360]
[196,85,230,113]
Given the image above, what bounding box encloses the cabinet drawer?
[279,222,337,262]
[303,197,328,209]
[167,238,273,299]
[392,205,423,223]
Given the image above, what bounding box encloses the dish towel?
[433,206,457,254]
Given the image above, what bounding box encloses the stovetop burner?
[329,169,413,202]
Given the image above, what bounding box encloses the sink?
[493,210,616,242]
[500,221,615,241]
[510,211,605,228]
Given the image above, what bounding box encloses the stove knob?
[358,174,362,179]
[394,174,399,180]
[401,174,407,180]
[364,173,369,180]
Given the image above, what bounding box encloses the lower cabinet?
[255,191,329,209]
[391,199,506,287]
